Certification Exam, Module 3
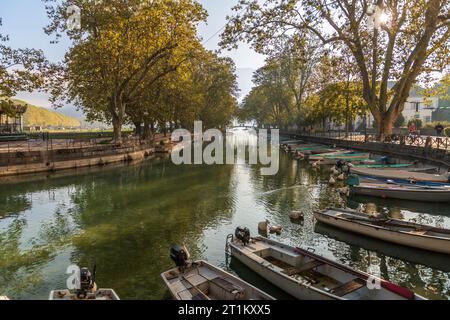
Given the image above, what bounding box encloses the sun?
[378,12,389,25]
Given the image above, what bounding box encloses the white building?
[402,94,439,125]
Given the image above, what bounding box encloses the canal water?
[0,129,449,300]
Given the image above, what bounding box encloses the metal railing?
[295,130,450,151]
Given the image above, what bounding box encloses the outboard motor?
[77,266,96,299]
[170,245,191,271]
[337,160,350,174]
[235,227,251,246]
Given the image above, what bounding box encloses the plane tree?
[221,0,450,140]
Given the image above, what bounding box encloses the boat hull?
[350,167,449,183]
[229,243,338,300]
[314,211,450,255]
[161,260,274,301]
[351,184,450,202]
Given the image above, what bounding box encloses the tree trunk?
[142,120,154,140]
[134,121,142,136]
[377,114,394,141]
[112,115,122,143]
[110,97,125,143]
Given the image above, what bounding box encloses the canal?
[0,129,449,300]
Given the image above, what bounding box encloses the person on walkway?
[408,123,417,136]
[435,123,444,136]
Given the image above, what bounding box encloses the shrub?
[445,127,450,137]
[407,118,423,129]
[394,114,405,128]
[424,121,450,129]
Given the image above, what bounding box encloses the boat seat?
[295,260,325,274]
[409,230,427,235]
[192,293,209,300]
[211,277,244,294]
[331,279,366,297]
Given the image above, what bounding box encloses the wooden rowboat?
[350,167,449,183]
[161,260,275,300]
[352,163,413,169]
[308,150,352,161]
[350,181,450,202]
[228,236,424,300]
[314,209,450,255]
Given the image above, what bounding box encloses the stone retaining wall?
[0,144,156,177]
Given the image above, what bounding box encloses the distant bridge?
[229,125,260,129]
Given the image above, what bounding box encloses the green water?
[1,130,450,300]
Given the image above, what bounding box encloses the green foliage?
[407,118,423,129]
[0,18,50,99]
[45,0,211,141]
[424,121,450,128]
[445,127,450,137]
[221,0,450,138]
[394,114,406,128]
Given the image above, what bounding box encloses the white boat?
[314,208,450,255]
[161,260,274,300]
[49,266,120,300]
[228,234,425,300]
[350,181,450,202]
[350,167,450,183]
[49,289,120,300]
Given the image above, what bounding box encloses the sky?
[0,0,265,117]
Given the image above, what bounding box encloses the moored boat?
[49,266,120,300]
[314,222,450,272]
[161,244,274,300]
[352,163,413,169]
[228,230,424,300]
[350,167,450,183]
[314,209,450,255]
[349,181,450,202]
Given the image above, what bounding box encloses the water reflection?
[0,129,449,300]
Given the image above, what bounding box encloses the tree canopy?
[0,18,50,106]
[44,0,237,141]
[222,0,449,139]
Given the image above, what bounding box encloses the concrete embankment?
[0,138,175,177]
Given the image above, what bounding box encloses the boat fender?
[346,174,360,186]
[381,281,415,300]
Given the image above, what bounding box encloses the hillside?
[13,99,81,128]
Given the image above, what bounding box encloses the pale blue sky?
[0,0,263,114]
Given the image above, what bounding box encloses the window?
[425,116,431,123]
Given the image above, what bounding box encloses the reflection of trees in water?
[60,161,236,299]
[0,194,31,218]
[0,159,236,299]
[0,218,54,297]
[247,152,345,245]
